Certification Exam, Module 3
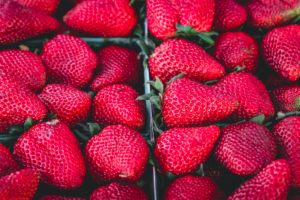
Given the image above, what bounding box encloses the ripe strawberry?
[39,195,85,200]
[90,46,142,92]
[0,143,21,178]
[0,74,47,134]
[228,159,291,199]
[261,24,300,82]
[13,120,86,189]
[84,125,149,183]
[40,34,97,89]
[147,0,215,40]
[214,121,277,176]
[149,39,225,86]
[154,126,220,175]
[12,0,60,15]
[63,0,137,37]
[164,175,225,200]
[162,78,238,128]
[0,168,40,200]
[211,72,275,122]
[212,0,247,31]
[211,32,259,73]
[90,182,148,200]
[260,71,288,90]
[0,0,59,45]
[272,116,300,188]
[92,84,145,130]
[0,49,46,93]
[38,84,91,127]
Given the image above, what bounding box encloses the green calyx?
[72,122,101,143]
[295,97,300,110]
[233,65,246,73]
[276,111,300,121]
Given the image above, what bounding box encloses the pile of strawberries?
[1,0,300,199]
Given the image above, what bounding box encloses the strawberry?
[212,0,247,31]
[12,0,60,15]
[149,39,225,86]
[0,143,21,178]
[39,195,85,200]
[0,168,40,200]
[214,121,277,176]
[272,116,300,188]
[164,175,225,200]
[228,159,291,199]
[0,0,59,45]
[147,0,215,40]
[0,74,47,134]
[92,84,145,130]
[260,71,288,90]
[261,24,300,82]
[90,46,142,92]
[38,84,91,127]
[211,32,259,73]
[63,0,137,37]
[13,120,86,189]
[0,49,46,93]
[84,125,149,183]
[90,182,148,200]
[40,34,97,89]
[211,72,275,122]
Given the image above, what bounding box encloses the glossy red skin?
[213,0,247,31]
[149,39,225,86]
[0,49,46,93]
[147,0,215,40]
[90,182,148,200]
[154,126,220,175]
[92,84,145,130]
[228,159,291,200]
[164,175,225,200]
[262,25,300,82]
[0,168,40,200]
[0,143,21,178]
[13,120,86,189]
[84,125,149,184]
[211,72,275,122]
[12,0,60,15]
[162,78,238,128]
[0,74,47,134]
[211,32,259,73]
[40,34,97,89]
[90,46,142,92]
[39,195,85,200]
[0,0,59,45]
[214,121,277,176]
[63,1,137,37]
[272,116,300,188]
[260,72,288,89]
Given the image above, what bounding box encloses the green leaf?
[198,33,215,45]
[9,125,23,135]
[88,91,97,99]
[143,58,149,69]
[136,92,156,101]
[87,123,101,136]
[146,36,156,50]
[154,77,164,93]
[276,111,300,120]
[166,172,179,182]
[129,0,136,5]
[132,24,143,38]
[149,96,161,107]
[72,129,90,142]
[195,164,205,176]
[78,123,91,132]
[175,23,192,34]
[249,114,265,124]
[24,117,33,131]
[148,158,157,167]
[263,121,273,127]
[233,65,246,72]
[213,122,229,128]
[63,30,70,35]
[137,40,153,57]
[204,80,218,85]
[201,31,219,37]
[292,15,300,24]
[147,140,155,149]
[166,73,184,86]
[136,180,147,187]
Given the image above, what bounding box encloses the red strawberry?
[262,24,300,82]
[212,0,247,31]
[214,121,277,176]
[272,116,300,188]
[0,0,59,45]
[147,0,215,40]
[40,34,97,89]
[38,84,91,127]
[92,84,145,130]
[13,120,86,189]
[211,32,259,73]
[0,74,47,134]
[0,143,21,178]
[149,39,225,86]
[211,72,275,122]
[260,71,288,90]
[162,78,238,128]
[63,0,137,37]
[39,195,85,200]
[0,49,46,93]
[84,125,149,183]
[154,126,220,175]
[0,168,40,200]
[164,175,225,200]
[90,182,148,200]
[90,46,142,92]
[12,0,60,15]
[228,159,291,199]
